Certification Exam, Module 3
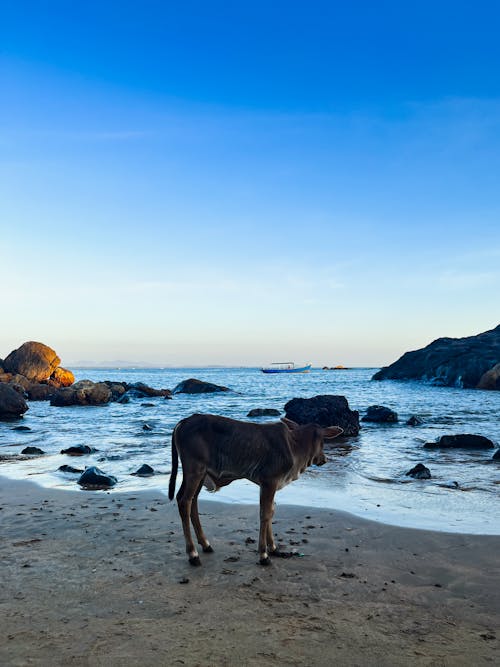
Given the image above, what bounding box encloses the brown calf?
[168,413,343,566]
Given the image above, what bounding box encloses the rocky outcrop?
[3,342,61,382]
[49,366,75,387]
[373,325,500,389]
[26,384,57,401]
[406,415,424,426]
[247,408,281,417]
[126,382,171,398]
[361,405,398,423]
[477,362,500,390]
[173,378,229,394]
[424,434,495,449]
[0,384,29,420]
[284,395,359,436]
[51,381,112,407]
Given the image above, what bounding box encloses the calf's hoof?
[202,544,214,553]
[189,555,202,566]
[259,555,272,566]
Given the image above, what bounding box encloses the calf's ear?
[323,426,343,439]
[281,417,300,430]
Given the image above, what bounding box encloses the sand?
[0,476,499,666]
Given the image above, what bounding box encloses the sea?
[1,367,499,534]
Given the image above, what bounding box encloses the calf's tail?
[168,426,178,500]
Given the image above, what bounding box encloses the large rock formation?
[0,384,29,419]
[3,342,61,382]
[373,325,500,389]
[172,378,229,394]
[284,395,359,436]
[51,381,112,406]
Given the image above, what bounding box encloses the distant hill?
[372,325,500,389]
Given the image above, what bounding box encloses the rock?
[361,405,398,423]
[477,362,500,390]
[60,445,97,456]
[127,382,172,398]
[78,466,117,489]
[9,374,33,391]
[21,446,45,455]
[493,449,500,461]
[247,408,281,417]
[49,366,75,387]
[406,415,424,426]
[172,378,229,394]
[13,425,31,431]
[284,395,359,436]
[9,383,28,397]
[58,464,83,474]
[0,383,29,420]
[0,372,13,383]
[104,382,128,401]
[3,341,61,382]
[26,383,58,401]
[131,464,155,477]
[141,402,155,407]
[424,434,495,449]
[50,381,112,407]
[373,325,500,389]
[117,394,130,404]
[142,423,153,431]
[405,463,431,479]
[440,480,460,489]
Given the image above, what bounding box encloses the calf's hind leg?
[258,483,277,566]
[191,478,213,553]
[177,473,205,566]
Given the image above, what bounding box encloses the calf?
[168,413,343,566]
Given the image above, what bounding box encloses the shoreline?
[1,476,499,665]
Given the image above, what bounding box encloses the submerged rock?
[406,415,424,426]
[361,405,398,423]
[142,423,153,431]
[21,446,45,456]
[58,464,83,474]
[173,378,229,394]
[405,463,431,479]
[284,395,359,436]
[12,425,31,431]
[424,434,495,449]
[127,382,172,398]
[0,383,29,420]
[131,464,155,477]
[78,466,117,489]
[60,445,97,456]
[492,449,500,461]
[247,408,281,417]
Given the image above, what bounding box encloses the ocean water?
[1,367,499,534]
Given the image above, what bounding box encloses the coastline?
[1,476,499,666]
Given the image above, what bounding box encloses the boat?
[261,362,312,374]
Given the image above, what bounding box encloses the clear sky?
[1,1,499,366]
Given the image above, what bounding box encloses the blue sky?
[1,1,499,366]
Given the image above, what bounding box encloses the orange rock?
[50,367,75,387]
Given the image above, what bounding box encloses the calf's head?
[281,418,343,466]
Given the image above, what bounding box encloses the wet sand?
[1,476,499,666]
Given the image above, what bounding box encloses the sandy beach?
[1,476,499,666]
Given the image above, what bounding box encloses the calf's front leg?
[258,483,277,565]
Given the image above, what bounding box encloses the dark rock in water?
[424,434,495,449]
[492,449,500,460]
[26,383,57,401]
[21,446,45,455]
[440,480,460,489]
[247,408,281,417]
[284,395,359,436]
[13,425,31,431]
[58,464,83,474]
[173,378,230,394]
[406,415,424,426]
[405,463,431,479]
[0,383,29,420]
[104,382,128,401]
[117,394,130,404]
[141,402,155,407]
[60,444,97,456]
[131,464,155,477]
[361,405,398,423]
[78,466,117,489]
[3,341,61,382]
[372,324,500,389]
[142,423,153,431]
[127,382,172,398]
[51,381,112,407]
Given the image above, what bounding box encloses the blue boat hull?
[261,364,312,374]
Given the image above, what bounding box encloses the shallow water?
[1,367,499,533]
